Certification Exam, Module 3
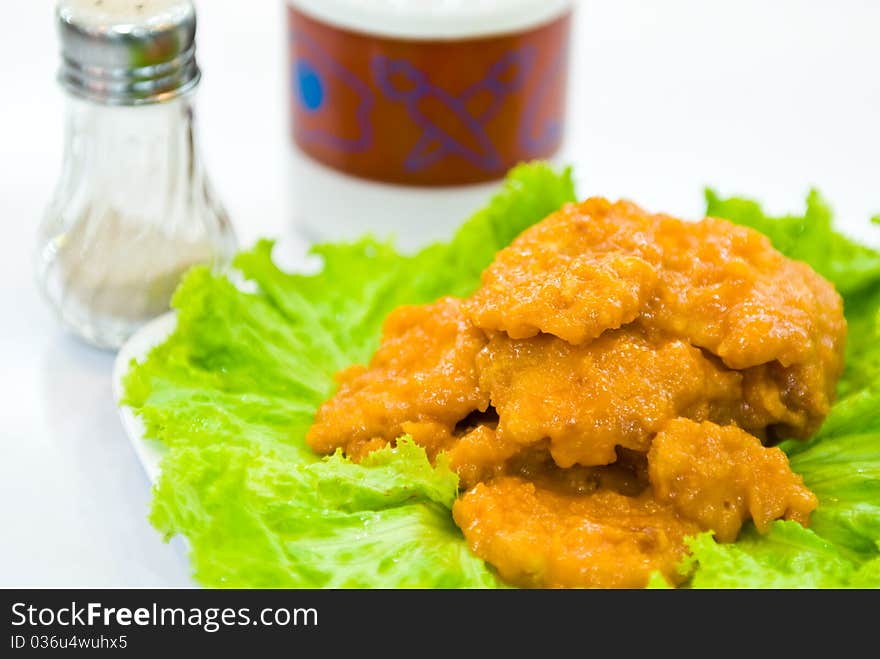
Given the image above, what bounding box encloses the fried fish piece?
[466,198,661,345]
[647,216,845,370]
[477,324,745,467]
[467,199,846,438]
[306,196,845,589]
[644,216,846,435]
[453,476,699,588]
[648,418,818,542]
[306,297,489,459]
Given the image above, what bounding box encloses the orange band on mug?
[288,8,571,186]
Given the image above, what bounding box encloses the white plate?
[111,311,178,484]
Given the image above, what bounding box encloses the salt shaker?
[36,0,237,349]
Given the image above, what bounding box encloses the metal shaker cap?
[57,0,200,105]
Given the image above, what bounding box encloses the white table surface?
[1,0,878,587]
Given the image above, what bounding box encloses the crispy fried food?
[645,216,846,436]
[477,324,745,467]
[307,196,846,588]
[647,217,845,370]
[466,200,845,438]
[466,199,661,345]
[306,297,488,458]
[453,476,699,588]
[648,419,818,542]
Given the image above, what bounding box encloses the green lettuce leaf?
[124,162,576,588]
[784,387,880,561]
[150,439,498,588]
[685,523,859,589]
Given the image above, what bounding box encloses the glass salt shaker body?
[37,0,236,349]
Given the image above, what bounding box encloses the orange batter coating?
[468,200,845,437]
[646,216,845,372]
[306,297,488,459]
[453,476,700,588]
[644,216,846,436]
[307,196,846,588]
[477,325,745,467]
[648,419,817,542]
[466,199,662,345]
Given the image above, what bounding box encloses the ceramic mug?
[287,0,573,186]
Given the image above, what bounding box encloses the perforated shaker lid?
[57,0,200,105]
[287,0,574,40]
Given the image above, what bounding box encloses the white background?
[1,1,878,586]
